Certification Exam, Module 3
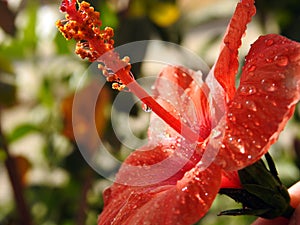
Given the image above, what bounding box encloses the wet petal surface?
[216,34,300,171]
[213,0,256,101]
[149,66,212,143]
[98,145,221,225]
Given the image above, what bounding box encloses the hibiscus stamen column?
[56,0,202,142]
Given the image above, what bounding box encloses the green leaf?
[7,123,39,143]
[96,1,118,28]
[0,55,14,74]
[22,0,38,52]
[0,150,7,162]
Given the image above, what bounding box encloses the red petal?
[98,145,222,225]
[215,34,300,171]
[220,171,241,189]
[149,66,211,142]
[213,0,256,101]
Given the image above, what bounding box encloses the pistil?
[56,0,203,142]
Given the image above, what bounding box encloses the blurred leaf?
[22,0,38,52]
[0,1,16,36]
[61,79,111,148]
[0,55,14,74]
[0,150,7,162]
[54,32,74,55]
[6,123,39,143]
[0,81,16,107]
[128,0,147,18]
[0,0,38,59]
[96,1,119,28]
[39,78,54,107]
[148,2,180,27]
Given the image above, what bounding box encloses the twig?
[76,168,93,225]
[0,110,32,225]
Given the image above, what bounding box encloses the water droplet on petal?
[265,58,273,63]
[248,65,256,72]
[245,100,257,111]
[265,39,274,46]
[246,129,253,137]
[227,113,236,122]
[142,103,152,112]
[227,136,245,154]
[237,138,245,154]
[252,140,262,149]
[239,85,257,95]
[231,101,242,109]
[275,55,289,67]
[181,186,188,192]
[254,121,260,126]
[261,79,277,92]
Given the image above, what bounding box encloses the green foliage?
[6,123,40,143]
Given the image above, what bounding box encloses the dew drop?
[182,118,187,124]
[237,138,245,154]
[242,123,248,128]
[261,79,277,92]
[265,58,273,63]
[227,113,236,122]
[260,135,268,143]
[231,102,242,109]
[142,103,152,112]
[227,136,245,153]
[239,85,257,95]
[265,39,274,46]
[248,65,256,72]
[252,140,262,149]
[254,121,260,126]
[245,100,257,111]
[246,129,253,137]
[181,186,188,192]
[275,55,289,67]
[271,101,277,107]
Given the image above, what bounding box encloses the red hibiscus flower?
[56,0,300,224]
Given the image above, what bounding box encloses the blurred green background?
[0,0,300,224]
